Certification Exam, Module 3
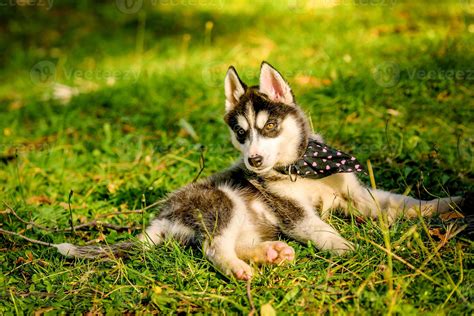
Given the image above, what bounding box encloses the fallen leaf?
[152,286,162,295]
[27,196,52,205]
[122,124,135,133]
[440,211,464,221]
[106,179,124,194]
[15,252,34,265]
[15,257,26,265]
[26,251,34,262]
[9,100,24,111]
[429,228,444,240]
[387,109,400,116]
[430,224,466,243]
[437,91,450,101]
[345,112,359,123]
[72,214,89,224]
[261,302,276,316]
[108,182,118,194]
[156,161,167,171]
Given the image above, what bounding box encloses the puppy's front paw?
[332,240,355,255]
[325,236,354,255]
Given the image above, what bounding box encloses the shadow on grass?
[0,1,265,68]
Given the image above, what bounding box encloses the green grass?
[1,0,473,314]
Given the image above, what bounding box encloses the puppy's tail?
[55,241,137,259]
[53,217,175,259]
[53,215,186,259]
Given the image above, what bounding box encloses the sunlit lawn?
[0,0,473,314]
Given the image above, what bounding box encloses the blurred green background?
[0,0,473,314]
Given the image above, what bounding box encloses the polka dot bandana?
[275,140,365,180]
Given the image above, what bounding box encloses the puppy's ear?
[259,61,294,105]
[225,66,246,112]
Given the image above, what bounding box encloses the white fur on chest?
[267,173,356,213]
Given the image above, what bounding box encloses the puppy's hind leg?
[202,186,255,280]
[333,173,463,224]
[369,190,463,222]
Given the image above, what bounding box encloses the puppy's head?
[224,62,310,174]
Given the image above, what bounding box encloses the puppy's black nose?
[248,155,263,168]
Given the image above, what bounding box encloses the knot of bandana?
[275,140,364,180]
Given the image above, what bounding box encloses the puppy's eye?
[264,122,276,130]
[237,129,245,135]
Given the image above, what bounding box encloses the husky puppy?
[56,62,462,280]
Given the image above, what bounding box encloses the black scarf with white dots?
[275,140,364,180]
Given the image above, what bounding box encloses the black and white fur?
[55,62,462,280]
